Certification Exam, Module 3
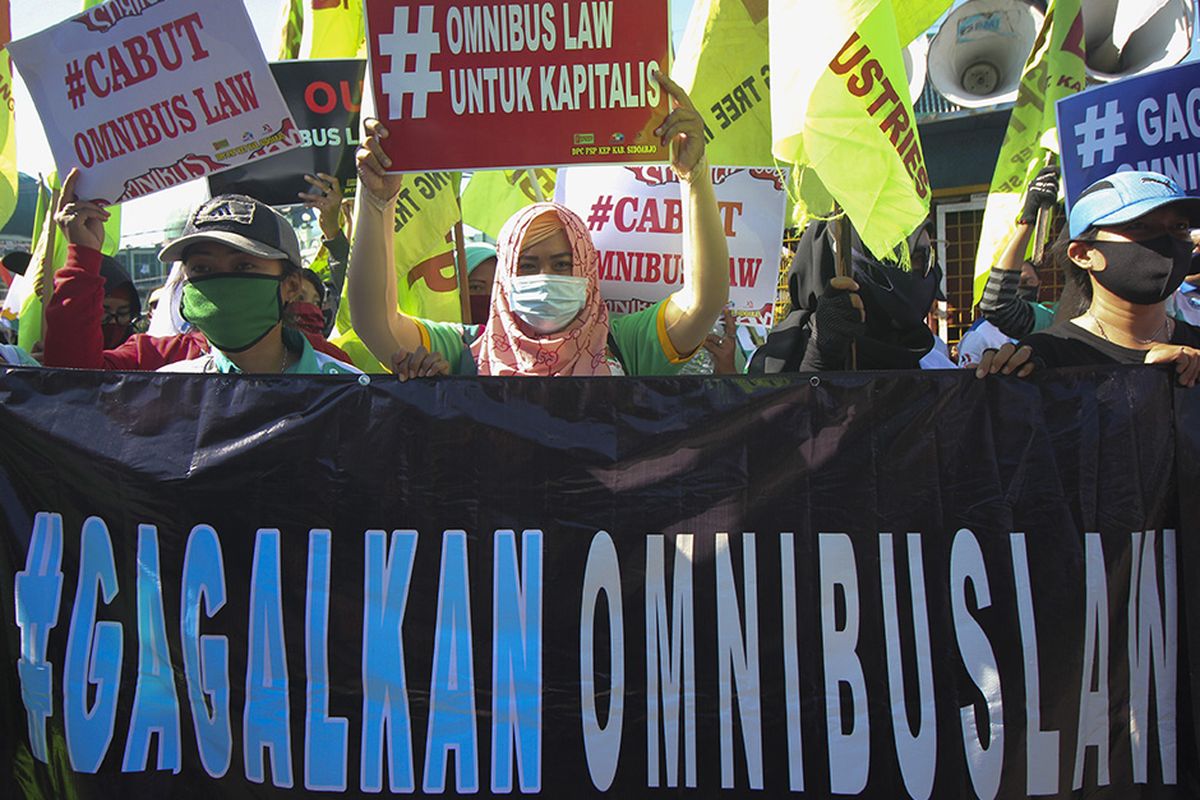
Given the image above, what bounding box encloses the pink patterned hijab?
[471,202,612,376]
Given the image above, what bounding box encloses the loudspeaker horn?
[1083,0,1194,83]
[928,0,1044,109]
[904,35,930,103]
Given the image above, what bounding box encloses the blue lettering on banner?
[360,529,418,793]
[305,529,349,791]
[15,511,65,765]
[424,530,480,793]
[490,529,543,793]
[244,529,293,787]
[64,516,123,773]
[180,524,232,778]
[123,525,183,773]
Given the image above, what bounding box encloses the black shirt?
[1021,319,1200,367]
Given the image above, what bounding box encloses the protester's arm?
[348,120,424,364]
[798,277,865,371]
[658,73,730,357]
[978,224,1039,338]
[42,169,114,368]
[301,171,349,310]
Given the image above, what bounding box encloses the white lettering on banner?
[11,519,1186,795]
[538,60,660,113]
[1135,91,1200,147]
[1010,534,1061,795]
[645,534,696,789]
[879,533,937,800]
[779,534,806,791]
[579,531,624,791]
[715,533,762,790]
[950,529,1004,800]
[1074,534,1111,790]
[1128,530,1177,785]
[820,533,868,795]
[1074,100,1127,169]
[379,5,444,120]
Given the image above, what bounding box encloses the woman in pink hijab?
[348,72,729,378]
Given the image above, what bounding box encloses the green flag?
[972,0,1086,303]
[461,169,556,239]
[769,0,949,261]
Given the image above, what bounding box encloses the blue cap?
[457,242,497,275]
[1069,170,1200,238]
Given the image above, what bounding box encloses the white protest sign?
[8,0,298,203]
[556,165,786,326]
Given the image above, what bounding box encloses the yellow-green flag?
[335,171,464,335]
[461,169,556,239]
[972,0,1085,303]
[274,0,304,60]
[769,0,949,261]
[392,171,462,322]
[0,1,16,232]
[674,0,772,166]
[18,172,122,347]
[302,0,365,59]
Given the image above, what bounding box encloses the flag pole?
[453,199,471,324]
[833,204,857,370]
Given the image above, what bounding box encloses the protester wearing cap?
[43,168,356,371]
[157,194,360,374]
[976,170,1200,386]
[461,242,498,325]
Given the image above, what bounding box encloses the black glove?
[1017,165,1059,224]
[802,279,866,370]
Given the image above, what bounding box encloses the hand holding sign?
[654,71,707,183]
[356,119,403,205]
[54,169,111,253]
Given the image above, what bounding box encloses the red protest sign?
[364,1,670,172]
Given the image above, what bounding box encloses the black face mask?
[1018,285,1040,303]
[1090,236,1193,305]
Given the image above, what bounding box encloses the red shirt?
[44,245,353,370]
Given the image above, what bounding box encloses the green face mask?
[181,273,283,352]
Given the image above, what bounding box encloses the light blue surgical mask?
[508,274,587,334]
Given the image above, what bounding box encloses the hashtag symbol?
[587,196,614,231]
[64,59,86,110]
[378,6,442,120]
[1074,100,1126,169]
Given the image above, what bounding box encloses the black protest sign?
[0,367,1194,798]
[208,59,363,206]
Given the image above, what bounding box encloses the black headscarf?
[749,220,940,372]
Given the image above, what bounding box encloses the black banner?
[0,366,1195,798]
[208,60,363,206]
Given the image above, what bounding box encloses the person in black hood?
[749,219,947,373]
[98,255,141,350]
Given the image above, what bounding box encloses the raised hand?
[653,71,707,183]
[356,118,403,203]
[299,172,344,239]
[53,168,110,252]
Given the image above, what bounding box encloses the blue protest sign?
[1056,60,1200,212]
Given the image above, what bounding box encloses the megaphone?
[903,36,930,104]
[928,0,1044,109]
[1083,0,1194,83]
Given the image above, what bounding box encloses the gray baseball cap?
[159,195,302,269]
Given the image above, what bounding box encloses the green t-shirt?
[416,299,693,376]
